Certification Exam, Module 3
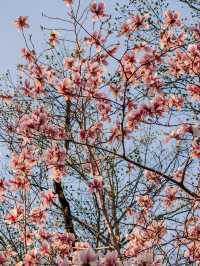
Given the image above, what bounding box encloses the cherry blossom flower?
[14,16,29,30]
[0,253,7,265]
[11,147,36,175]
[173,169,183,182]
[164,10,181,28]
[49,31,59,47]
[137,195,153,209]
[164,187,177,208]
[101,251,121,266]
[9,175,30,191]
[133,251,161,266]
[185,241,200,263]
[191,23,200,41]
[21,48,36,63]
[63,57,78,71]
[187,84,200,101]
[57,78,73,100]
[165,124,192,142]
[24,249,39,266]
[144,170,161,185]
[40,243,50,257]
[20,230,35,246]
[88,175,104,193]
[73,248,97,266]
[168,95,184,111]
[191,143,200,159]
[90,2,106,21]
[0,94,13,104]
[130,14,149,31]
[29,207,47,224]
[84,31,105,52]
[5,206,23,225]
[75,242,91,250]
[37,228,52,242]
[63,0,73,6]
[42,190,57,207]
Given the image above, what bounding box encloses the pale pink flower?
[144,170,161,184]
[191,143,200,159]
[133,251,161,266]
[24,249,39,266]
[5,206,23,225]
[88,175,104,193]
[187,84,200,101]
[168,95,184,111]
[63,0,73,6]
[73,249,97,266]
[29,207,47,224]
[49,31,59,47]
[57,78,73,100]
[75,242,91,250]
[130,14,149,31]
[137,195,153,209]
[0,253,7,265]
[63,57,78,71]
[42,190,57,207]
[101,251,121,266]
[19,230,35,246]
[90,2,106,21]
[14,16,29,30]
[164,10,181,28]
[21,48,36,63]
[164,187,177,208]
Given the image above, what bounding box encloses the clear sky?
[0,0,71,73]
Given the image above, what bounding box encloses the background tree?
[0,0,199,265]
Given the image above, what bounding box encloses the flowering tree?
[0,0,199,265]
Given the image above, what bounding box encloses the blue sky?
[0,0,190,74]
[0,0,69,72]
[0,0,128,74]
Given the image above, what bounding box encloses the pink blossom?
[144,170,161,185]
[24,249,39,266]
[187,84,200,101]
[191,143,200,158]
[164,187,177,208]
[90,2,106,21]
[29,207,47,224]
[164,10,181,28]
[101,251,121,266]
[63,0,73,6]
[21,48,36,63]
[0,253,7,265]
[137,195,153,209]
[14,16,29,30]
[5,206,23,225]
[49,31,59,47]
[73,248,97,266]
[57,78,73,100]
[88,175,104,193]
[42,190,57,207]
